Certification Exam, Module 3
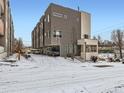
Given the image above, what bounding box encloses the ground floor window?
[86,45,97,52]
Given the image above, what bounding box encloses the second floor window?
[53,30,62,38]
[0,5,4,18]
[84,34,89,39]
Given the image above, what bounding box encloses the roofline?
[49,3,90,14]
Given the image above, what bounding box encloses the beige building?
[0,0,14,59]
[78,12,98,60]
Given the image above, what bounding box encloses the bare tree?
[97,35,102,45]
[93,36,97,40]
[112,29,124,59]
[15,38,24,60]
[18,38,24,49]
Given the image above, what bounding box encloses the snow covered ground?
[0,54,124,93]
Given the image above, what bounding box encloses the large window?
[86,45,97,52]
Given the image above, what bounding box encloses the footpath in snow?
[0,54,124,93]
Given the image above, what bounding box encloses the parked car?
[44,47,60,57]
[31,49,41,54]
[47,51,60,56]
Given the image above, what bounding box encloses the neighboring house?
[32,3,98,60]
[0,0,14,59]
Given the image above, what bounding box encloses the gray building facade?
[32,3,98,59]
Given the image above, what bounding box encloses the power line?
[93,23,124,35]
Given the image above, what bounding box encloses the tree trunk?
[119,46,123,59]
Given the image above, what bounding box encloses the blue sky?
[10,0,124,46]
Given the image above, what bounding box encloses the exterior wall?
[0,0,5,47]
[0,20,4,36]
[50,4,81,45]
[0,52,7,59]
[44,5,52,46]
[81,12,91,39]
[33,27,36,48]
[32,31,34,48]
[0,0,4,9]
[11,20,14,53]
[36,26,38,48]
[0,0,14,58]
[5,0,14,56]
[39,23,43,48]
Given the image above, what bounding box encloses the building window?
[53,12,67,19]
[53,30,62,37]
[44,18,46,22]
[44,32,46,37]
[0,5,4,18]
[91,45,97,52]
[47,14,50,23]
[86,45,97,52]
[48,30,51,38]
[53,12,63,18]
[84,34,89,39]
[40,23,43,28]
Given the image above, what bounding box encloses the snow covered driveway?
[0,54,124,93]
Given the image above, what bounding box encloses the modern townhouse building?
[0,0,14,59]
[32,3,98,60]
[32,16,44,50]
